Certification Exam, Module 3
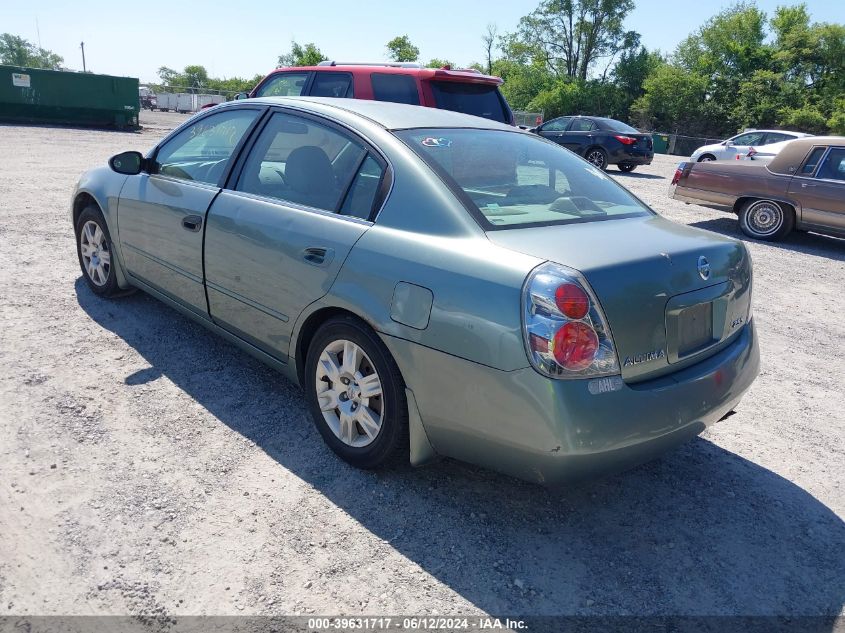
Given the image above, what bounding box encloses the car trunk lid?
[488,215,752,382]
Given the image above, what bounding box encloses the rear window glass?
[598,119,639,133]
[371,73,419,105]
[429,81,508,123]
[396,128,652,230]
[802,147,827,174]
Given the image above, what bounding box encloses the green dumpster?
[0,65,139,128]
[652,133,670,154]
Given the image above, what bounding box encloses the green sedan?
[71,97,759,485]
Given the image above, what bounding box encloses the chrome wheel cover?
[586,150,606,169]
[315,339,384,447]
[746,201,783,236]
[79,220,111,286]
[699,155,715,162]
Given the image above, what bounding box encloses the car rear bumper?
[382,319,759,486]
[610,147,653,165]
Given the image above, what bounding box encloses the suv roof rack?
[317,60,423,69]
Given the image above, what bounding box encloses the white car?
[690,130,812,162]
[736,138,796,164]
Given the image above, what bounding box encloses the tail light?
[522,262,619,378]
[671,162,687,185]
[614,135,636,145]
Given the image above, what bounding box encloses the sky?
[4,0,845,83]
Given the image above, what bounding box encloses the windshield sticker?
[422,137,452,148]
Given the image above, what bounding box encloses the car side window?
[732,132,766,146]
[154,109,260,185]
[541,117,571,132]
[816,148,845,182]
[800,147,827,175]
[236,111,368,213]
[310,72,353,98]
[257,72,309,97]
[764,132,790,144]
[371,73,420,105]
[339,155,385,219]
[569,119,595,132]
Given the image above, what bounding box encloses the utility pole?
[80,41,86,72]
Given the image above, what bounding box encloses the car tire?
[698,154,717,162]
[738,199,795,241]
[304,315,409,469]
[75,205,126,297]
[617,163,636,172]
[584,147,608,171]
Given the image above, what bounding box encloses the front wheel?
[75,205,123,297]
[738,199,794,241]
[304,316,409,469]
[585,147,608,171]
[617,163,636,172]
[698,154,717,162]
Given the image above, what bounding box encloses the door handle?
[801,183,816,188]
[182,215,203,232]
[302,247,334,266]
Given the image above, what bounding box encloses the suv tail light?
[614,135,637,145]
[522,262,620,379]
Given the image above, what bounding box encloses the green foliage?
[277,42,327,67]
[631,65,709,133]
[0,33,63,70]
[515,0,638,80]
[529,80,625,119]
[426,58,454,69]
[779,106,828,134]
[828,108,845,136]
[154,65,263,97]
[386,35,419,62]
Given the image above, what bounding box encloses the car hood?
[487,215,752,382]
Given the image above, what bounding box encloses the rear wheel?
[585,147,608,171]
[617,163,636,172]
[698,154,717,162]
[304,316,408,469]
[738,199,794,241]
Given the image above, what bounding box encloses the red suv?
[236,61,514,125]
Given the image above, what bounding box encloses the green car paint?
[71,97,759,485]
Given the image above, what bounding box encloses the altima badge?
[624,349,666,367]
[697,255,711,281]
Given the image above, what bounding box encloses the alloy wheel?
[586,149,606,169]
[315,339,384,447]
[79,220,111,286]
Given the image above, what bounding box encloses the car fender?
[71,167,133,289]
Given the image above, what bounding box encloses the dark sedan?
[534,115,654,172]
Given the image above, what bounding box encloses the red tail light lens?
[671,168,683,185]
[555,283,589,319]
[552,322,599,371]
[614,135,636,145]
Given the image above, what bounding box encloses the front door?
[117,108,262,314]
[204,110,387,359]
[537,117,571,146]
[562,117,597,155]
[789,146,845,233]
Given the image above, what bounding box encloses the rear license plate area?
[677,302,714,356]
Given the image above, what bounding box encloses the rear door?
[789,146,845,233]
[308,71,354,98]
[561,117,597,154]
[204,109,388,359]
[117,107,263,315]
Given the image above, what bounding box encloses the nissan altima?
[71,97,759,485]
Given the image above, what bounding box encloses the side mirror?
[724,140,735,147]
[109,151,145,175]
[233,92,249,101]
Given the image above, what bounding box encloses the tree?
[631,64,709,134]
[386,35,419,62]
[426,58,454,69]
[277,41,327,67]
[514,0,639,80]
[482,23,498,74]
[157,66,179,86]
[0,33,63,70]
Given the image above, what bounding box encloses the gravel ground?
[0,111,843,620]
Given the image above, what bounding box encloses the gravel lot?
[1,110,843,620]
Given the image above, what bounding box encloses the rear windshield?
[598,119,640,133]
[395,128,652,230]
[429,81,509,124]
